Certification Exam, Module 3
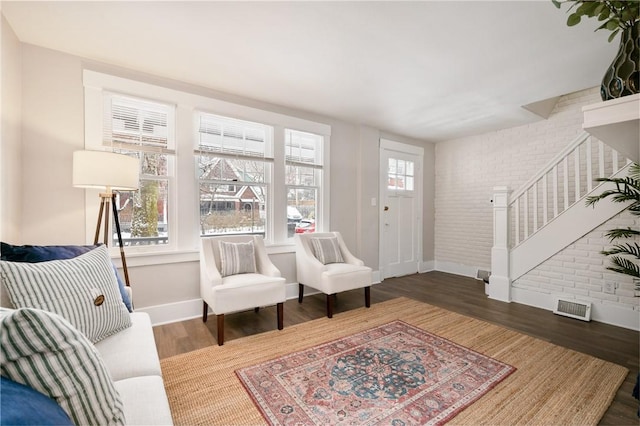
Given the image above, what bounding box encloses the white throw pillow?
[219,240,257,277]
[0,245,131,343]
[0,307,126,425]
[310,236,344,264]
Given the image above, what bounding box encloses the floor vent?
[553,298,591,321]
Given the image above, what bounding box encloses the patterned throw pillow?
[0,242,133,312]
[0,245,131,343]
[218,240,257,277]
[310,236,344,264]
[0,307,126,425]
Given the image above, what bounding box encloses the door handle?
[384,206,389,211]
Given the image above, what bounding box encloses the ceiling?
[1,1,617,142]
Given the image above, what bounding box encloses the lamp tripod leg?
[111,194,131,287]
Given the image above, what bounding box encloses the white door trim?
[379,139,424,280]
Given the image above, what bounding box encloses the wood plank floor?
[153,271,639,425]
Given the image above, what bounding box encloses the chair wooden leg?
[217,314,225,346]
[365,286,371,308]
[202,301,208,322]
[277,302,284,330]
[326,294,334,318]
[254,307,260,313]
[298,283,304,303]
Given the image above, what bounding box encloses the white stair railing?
[489,132,631,302]
[509,132,629,248]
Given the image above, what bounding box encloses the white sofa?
[0,289,173,425]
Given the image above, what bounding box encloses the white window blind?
[103,94,175,154]
[195,112,273,161]
[285,129,323,170]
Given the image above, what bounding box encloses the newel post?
[489,186,511,302]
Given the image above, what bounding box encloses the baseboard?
[434,260,481,279]
[141,279,381,326]
[419,260,435,273]
[512,286,639,331]
[138,298,204,326]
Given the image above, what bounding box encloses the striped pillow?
[0,245,131,343]
[310,236,344,264]
[0,307,126,425]
[218,240,257,277]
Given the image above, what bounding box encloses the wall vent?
[553,298,591,321]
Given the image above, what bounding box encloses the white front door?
[379,139,423,279]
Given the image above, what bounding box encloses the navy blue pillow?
[0,376,73,426]
[0,242,133,312]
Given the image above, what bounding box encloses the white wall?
[1,15,22,243]
[13,41,434,322]
[515,211,639,327]
[435,88,601,273]
[435,87,639,327]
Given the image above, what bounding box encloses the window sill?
[110,242,296,268]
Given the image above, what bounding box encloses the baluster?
[586,138,592,193]
[524,190,529,240]
[574,147,581,203]
[552,164,558,218]
[533,182,538,232]
[612,150,619,173]
[563,157,569,212]
[542,174,548,226]
[514,198,520,245]
[598,140,605,178]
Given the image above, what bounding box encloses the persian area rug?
[160,297,628,426]
[236,320,515,425]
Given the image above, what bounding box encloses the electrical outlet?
[603,281,617,294]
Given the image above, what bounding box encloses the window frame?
[83,70,331,262]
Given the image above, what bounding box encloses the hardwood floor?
[153,271,639,425]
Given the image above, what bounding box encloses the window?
[285,129,323,236]
[196,113,272,237]
[84,70,330,259]
[387,158,414,191]
[103,93,175,248]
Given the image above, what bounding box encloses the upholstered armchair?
[200,235,286,345]
[294,232,372,318]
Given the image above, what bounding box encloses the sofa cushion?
[0,307,126,425]
[310,236,344,264]
[114,376,174,426]
[0,376,73,426]
[218,240,257,277]
[0,241,132,312]
[95,312,162,381]
[0,245,131,343]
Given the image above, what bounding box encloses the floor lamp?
[73,150,139,286]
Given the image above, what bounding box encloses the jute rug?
[160,297,628,425]
[236,320,516,425]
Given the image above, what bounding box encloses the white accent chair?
[294,232,372,318]
[200,235,286,345]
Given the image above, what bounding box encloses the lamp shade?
[73,150,139,191]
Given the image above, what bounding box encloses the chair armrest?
[295,235,328,286]
[335,233,365,266]
[252,237,282,277]
[199,240,223,300]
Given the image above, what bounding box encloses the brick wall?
[435,87,639,314]
[516,211,640,311]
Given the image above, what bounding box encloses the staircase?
[489,131,633,302]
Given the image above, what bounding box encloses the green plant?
[552,0,640,41]
[586,163,640,290]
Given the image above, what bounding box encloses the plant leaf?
[601,242,640,259]
[567,13,582,26]
[605,228,640,241]
[605,256,640,278]
[606,18,621,30]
